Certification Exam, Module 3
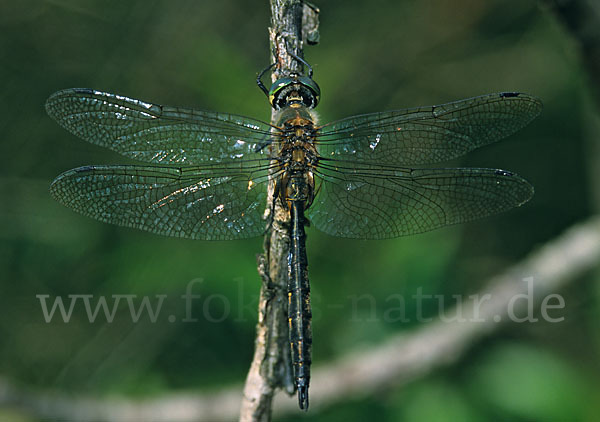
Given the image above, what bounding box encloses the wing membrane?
[317,92,542,166]
[50,165,270,240]
[308,163,534,238]
[46,88,276,166]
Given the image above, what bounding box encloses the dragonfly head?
[269,73,320,110]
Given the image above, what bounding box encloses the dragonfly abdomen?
[288,198,312,411]
[275,112,317,410]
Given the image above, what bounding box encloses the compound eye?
[269,77,293,108]
[298,76,320,107]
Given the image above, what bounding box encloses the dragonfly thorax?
[275,104,318,128]
[276,109,319,168]
[274,107,319,210]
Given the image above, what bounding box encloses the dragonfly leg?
[262,193,278,236]
[256,63,277,97]
[288,51,314,78]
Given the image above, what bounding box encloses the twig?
[239,1,318,421]
[3,216,600,421]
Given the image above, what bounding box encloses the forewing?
[317,92,542,166]
[50,165,269,240]
[308,163,534,239]
[46,88,275,165]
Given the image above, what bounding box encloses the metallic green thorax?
[269,74,320,109]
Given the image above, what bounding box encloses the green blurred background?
[1,0,599,421]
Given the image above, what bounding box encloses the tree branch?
[4,216,600,421]
[240,1,319,421]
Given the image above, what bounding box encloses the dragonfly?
[47,58,541,410]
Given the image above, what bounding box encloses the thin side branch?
[4,216,600,421]
[541,0,600,104]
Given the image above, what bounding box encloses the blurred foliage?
[1,0,599,421]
